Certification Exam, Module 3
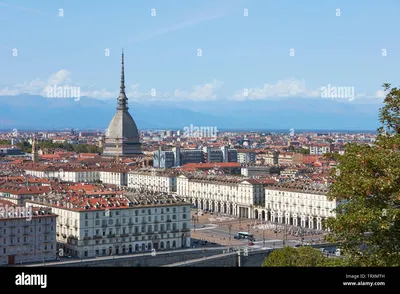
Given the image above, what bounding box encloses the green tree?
[262,246,346,267]
[262,246,299,267]
[296,246,326,267]
[324,83,400,267]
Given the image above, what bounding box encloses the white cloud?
[375,90,387,99]
[47,69,71,85]
[231,79,320,100]
[0,69,77,96]
[173,80,224,101]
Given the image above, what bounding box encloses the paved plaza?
[189,210,327,248]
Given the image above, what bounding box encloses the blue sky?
[0,0,399,102]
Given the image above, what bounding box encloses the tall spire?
[117,49,128,110]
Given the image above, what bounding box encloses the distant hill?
[0,94,382,131]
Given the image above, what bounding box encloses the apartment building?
[0,185,51,206]
[262,184,337,230]
[177,174,265,219]
[23,164,128,186]
[309,144,334,155]
[127,170,177,193]
[237,150,257,164]
[0,200,57,265]
[26,192,191,258]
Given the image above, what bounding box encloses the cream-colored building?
[0,200,57,265]
[177,174,265,219]
[26,192,191,258]
[259,184,337,230]
[127,170,177,193]
[23,165,128,186]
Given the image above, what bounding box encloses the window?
[84,230,89,237]
[123,218,126,224]
[116,211,119,216]
[182,214,186,219]
[108,219,113,225]
[96,229,100,235]
[96,212,99,219]
[183,207,186,212]
[135,210,138,216]
[148,216,151,222]
[183,223,187,229]
[85,213,88,219]
[85,221,88,227]
[148,209,151,215]
[172,215,176,220]
[95,220,100,226]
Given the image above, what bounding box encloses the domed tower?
[102,50,142,157]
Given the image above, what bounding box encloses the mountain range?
[0,94,383,132]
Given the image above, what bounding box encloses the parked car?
[233,236,241,240]
[248,242,254,246]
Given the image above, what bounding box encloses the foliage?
[262,246,299,267]
[324,83,400,267]
[16,140,102,154]
[262,246,348,267]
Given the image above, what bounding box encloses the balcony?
[171,229,179,233]
[115,223,121,226]
[128,222,134,226]
[120,234,129,237]
[107,234,116,238]
[101,224,108,228]
[83,236,92,240]
[93,235,102,240]
[159,230,166,234]
[166,219,172,222]
[181,228,190,232]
